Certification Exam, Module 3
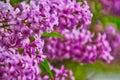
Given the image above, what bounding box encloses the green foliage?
[90,0,102,24]
[1,0,6,3]
[101,16,120,30]
[42,31,64,38]
[10,0,23,6]
[88,0,120,31]
[18,48,24,54]
[1,22,8,28]
[52,60,120,80]
[1,0,23,6]
[29,36,35,42]
[39,59,54,80]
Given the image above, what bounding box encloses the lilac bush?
[0,0,79,79]
[43,0,113,63]
[105,26,120,63]
[43,65,75,80]
[0,47,74,80]
[44,28,113,63]
[51,0,92,30]
[0,0,58,32]
[100,0,120,16]
[0,49,41,80]
[0,0,114,80]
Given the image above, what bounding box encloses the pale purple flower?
[0,0,92,32]
[105,26,120,63]
[0,0,93,79]
[22,35,46,63]
[52,65,75,80]
[43,65,75,80]
[0,49,41,80]
[44,28,113,63]
[0,0,58,33]
[53,0,92,30]
[95,33,113,63]
[100,0,120,16]
[0,1,47,79]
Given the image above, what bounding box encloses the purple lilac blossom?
[0,0,47,79]
[0,0,92,33]
[0,0,113,79]
[51,0,93,30]
[105,26,120,63]
[44,28,113,63]
[0,28,46,79]
[0,0,92,62]
[0,48,41,80]
[0,0,79,79]
[0,27,45,63]
[52,65,75,80]
[0,0,57,32]
[43,65,75,80]
[99,0,120,16]
[0,47,74,80]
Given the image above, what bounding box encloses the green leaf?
[109,16,120,30]
[18,48,24,54]
[52,60,120,80]
[28,0,30,4]
[42,31,64,38]
[29,36,35,42]
[1,22,8,28]
[10,0,23,6]
[1,0,6,3]
[100,16,120,30]
[39,60,54,79]
[35,50,39,54]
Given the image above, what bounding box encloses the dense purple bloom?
[44,28,113,63]
[0,0,57,33]
[0,0,78,79]
[0,48,41,80]
[52,65,74,80]
[0,32,46,80]
[0,27,45,62]
[100,0,120,16]
[0,0,46,79]
[22,35,46,62]
[51,0,92,30]
[0,0,92,33]
[105,26,120,63]
[0,0,114,79]
[43,65,75,80]
[0,46,74,80]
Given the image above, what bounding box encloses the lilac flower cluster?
[44,28,113,63]
[41,0,113,64]
[52,0,92,30]
[0,0,46,79]
[52,65,74,80]
[0,30,46,79]
[0,0,85,79]
[99,0,120,16]
[43,65,74,80]
[0,48,41,80]
[0,46,74,80]
[0,0,114,79]
[0,0,92,32]
[0,0,57,32]
[105,26,120,63]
